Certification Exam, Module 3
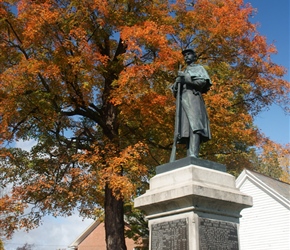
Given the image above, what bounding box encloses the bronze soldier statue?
[170,49,212,161]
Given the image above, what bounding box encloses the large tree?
[0,0,289,249]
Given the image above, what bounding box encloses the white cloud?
[3,214,94,250]
[14,139,37,152]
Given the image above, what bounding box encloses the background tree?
[16,243,35,250]
[0,0,289,249]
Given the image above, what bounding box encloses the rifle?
[170,65,182,162]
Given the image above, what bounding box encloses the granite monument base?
[134,157,252,250]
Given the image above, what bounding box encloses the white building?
[236,169,290,250]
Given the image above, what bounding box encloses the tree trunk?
[104,184,127,250]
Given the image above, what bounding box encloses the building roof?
[236,169,290,208]
[69,220,101,249]
[68,219,139,249]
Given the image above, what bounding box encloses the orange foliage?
[0,0,289,243]
[253,137,290,183]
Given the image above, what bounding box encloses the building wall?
[78,223,137,250]
[238,178,290,250]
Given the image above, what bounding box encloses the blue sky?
[249,0,290,145]
[4,1,290,249]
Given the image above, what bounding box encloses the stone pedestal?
[134,157,252,250]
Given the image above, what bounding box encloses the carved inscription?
[199,218,239,250]
[151,218,188,250]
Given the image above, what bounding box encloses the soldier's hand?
[176,76,183,83]
[170,82,178,97]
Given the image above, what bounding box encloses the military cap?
[182,48,196,55]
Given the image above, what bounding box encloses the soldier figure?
[171,49,211,160]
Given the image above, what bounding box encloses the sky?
[250,0,289,145]
[3,0,290,249]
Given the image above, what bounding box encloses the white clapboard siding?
[236,170,290,250]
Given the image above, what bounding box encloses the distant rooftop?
[248,170,290,201]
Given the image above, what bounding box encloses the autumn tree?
[0,0,289,249]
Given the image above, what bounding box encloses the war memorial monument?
[134,49,253,250]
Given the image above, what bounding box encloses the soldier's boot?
[187,132,200,158]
